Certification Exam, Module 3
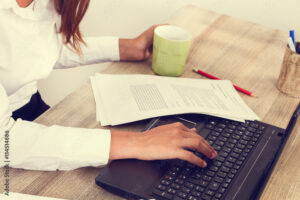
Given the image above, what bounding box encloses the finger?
[176,150,207,168]
[181,138,217,159]
[183,131,216,154]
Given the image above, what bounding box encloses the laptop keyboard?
[151,117,266,200]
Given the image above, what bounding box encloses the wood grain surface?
[1,5,299,200]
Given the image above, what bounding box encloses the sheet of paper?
[91,73,259,126]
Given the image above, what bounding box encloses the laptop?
[95,103,300,200]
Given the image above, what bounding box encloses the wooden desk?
[1,5,300,200]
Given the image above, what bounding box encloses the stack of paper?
[91,73,259,126]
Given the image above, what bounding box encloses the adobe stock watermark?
[4,130,10,196]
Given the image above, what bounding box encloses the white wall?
[38,0,300,106]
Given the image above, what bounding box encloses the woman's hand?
[109,122,217,168]
[119,25,160,61]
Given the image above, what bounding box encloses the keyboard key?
[245,148,251,153]
[201,194,212,200]
[245,131,253,137]
[214,176,224,183]
[250,122,259,128]
[240,139,248,145]
[210,166,219,172]
[165,175,174,181]
[237,143,245,149]
[214,127,223,133]
[212,160,222,167]
[239,156,246,161]
[167,188,176,194]
[217,171,227,178]
[175,178,184,185]
[209,120,217,125]
[218,123,226,128]
[161,180,171,186]
[247,127,256,132]
[222,147,231,153]
[232,134,240,140]
[215,193,222,199]
[209,182,220,191]
[237,126,246,131]
[153,189,173,199]
[254,133,260,138]
[173,196,185,200]
[177,191,188,199]
[220,166,230,173]
[219,136,228,142]
[199,180,209,187]
[228,124,236,129]
[181,186,191,193]
[225,178,232,184]
[157,184,167,191]
[206,124,214,129]
[221,132,230,138]
[195,185,205,192]
[211,131,221,137]
[219,151,228,158]
[230,152,239,159]
[206,189,215,196]
[222,183,229,188]
[228,173,234,179]
[218,187,226,194]
[187,195,197,200]
[216,156,225,162]
[225,128,234,133]
[208,135,217,141]
[203,175,212,182]
[171,183,181,190]
[233,148,242,154]
[178,174,188,180]
[171,166,181,172]
[184,182,195,189]
[236,160,243,166]
[228,138,238,144]
[227,157,236,163]
[212,144,221,151]
[216,140,225,146]
[224,162,233,168]
[207,171,215,177]
[225,142,234,148]
[233,165,241,169]
[258,125,265,130]
[191,191,201,197]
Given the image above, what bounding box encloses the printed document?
[91,74,259,126]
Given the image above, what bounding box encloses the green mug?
[152,25,192,76]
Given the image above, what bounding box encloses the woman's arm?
[54,25,159,69]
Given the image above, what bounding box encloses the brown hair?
[54,0,90,54]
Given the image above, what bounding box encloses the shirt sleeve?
[54,36,120,69]
[0,84,111,171]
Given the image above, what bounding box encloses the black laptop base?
[96,113,286,200]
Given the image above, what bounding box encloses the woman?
[0,0,217,171]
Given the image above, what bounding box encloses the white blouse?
[0,0,120,111]
[0,0,120,170]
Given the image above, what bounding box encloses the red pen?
[193,69,257,97]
